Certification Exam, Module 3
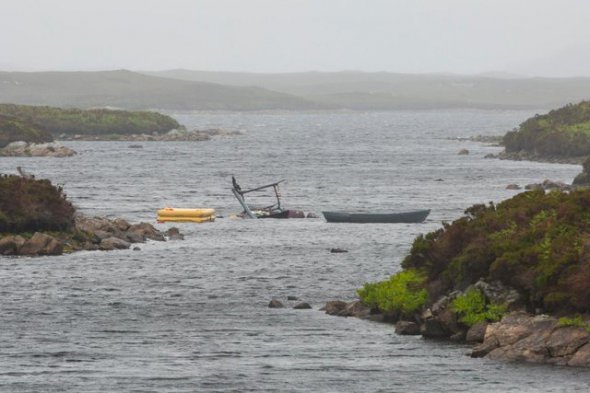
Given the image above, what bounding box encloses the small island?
[501,100,590,163]
[325,189,590,367]
[0,104,242,156]
[0,174,180,256]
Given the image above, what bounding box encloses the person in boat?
[232,176,241,192]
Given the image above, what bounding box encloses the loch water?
[1,110,589,392]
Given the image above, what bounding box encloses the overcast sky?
[1,0,590,76]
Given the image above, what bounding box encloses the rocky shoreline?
[0,141,76,157]
[321,288,590,368]
[58,128,242,142]
[0,214,183,256]
[486,150,586,165]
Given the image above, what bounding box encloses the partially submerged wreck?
[231,177,314,219]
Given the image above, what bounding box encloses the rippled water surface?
[1,111,588,392]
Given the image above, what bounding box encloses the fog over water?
[2,0,590,76]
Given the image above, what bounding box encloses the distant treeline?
[0,104,181,139]
[503,101,590,158]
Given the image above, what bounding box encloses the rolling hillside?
[0,70,322,111]
[147,70,590,110]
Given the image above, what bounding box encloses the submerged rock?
[268,299,284,308]
[330,248,348,253]
[395,321,420,335]
[322,300,348,315]
[293,302,312,310]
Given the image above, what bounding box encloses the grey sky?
[2,0,590,76]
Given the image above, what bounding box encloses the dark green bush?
[402,189,590,314]
[0,175,75,232]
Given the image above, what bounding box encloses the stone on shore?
[466,322,488,344]
[322,300,348,315]
[19,232,63,255]
[0,141,76,157]
[395,321,421,335]
[100,237,131,251]
[0,235,26,255]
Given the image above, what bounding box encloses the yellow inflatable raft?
[157,208,215,223]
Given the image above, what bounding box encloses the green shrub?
[557,315,587,328]
[357,269,427,317]
[451,288,507,326]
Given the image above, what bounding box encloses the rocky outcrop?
[0,214,182,256]
[0,141,76,157]
[472,313,590,367]
[322,293,590,368]
[524,179,572,192]
[0,235,26,255]
[19,232,63,255]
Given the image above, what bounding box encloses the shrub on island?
[0,103,181,138]
[0,175,75,233]
[503,101,590,158]
[402,189,590,314]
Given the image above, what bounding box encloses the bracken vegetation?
[503,101,590,158]
[357,269,428,318]
[402,189,590,314]
[0,175,75,232]
[0,103,181,137]
[451,288,507,326]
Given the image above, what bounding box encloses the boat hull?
[322,209,430,223]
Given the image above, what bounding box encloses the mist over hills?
[1,69,590,111]
[147,70,590,110]
[0,70,321,111]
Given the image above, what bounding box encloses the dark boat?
[322,209,430,223]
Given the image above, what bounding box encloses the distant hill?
[0,70,321,111]
[146,70,590,109]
